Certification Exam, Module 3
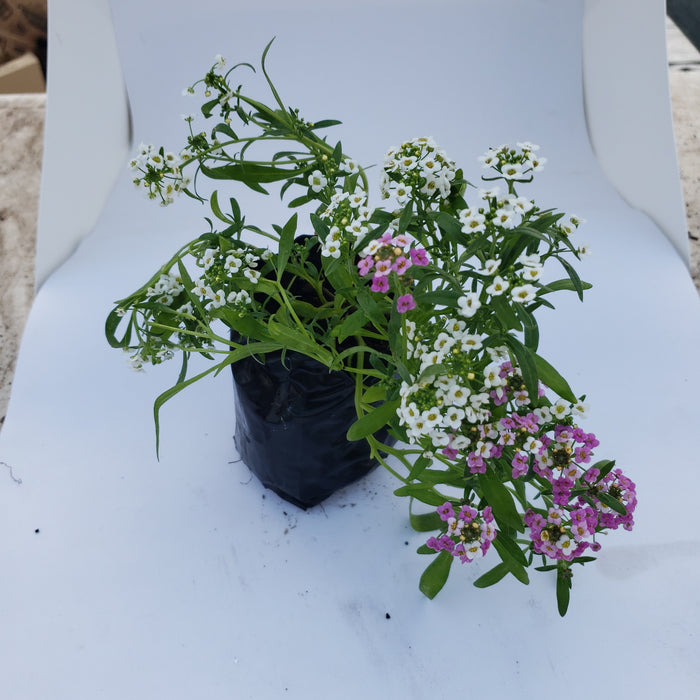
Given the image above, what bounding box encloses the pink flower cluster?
[524,506,598,562]
[524,465,637,562]
[357,231,429,295]
[426,502,497,563]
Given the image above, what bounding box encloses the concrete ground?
[0,19,699,428]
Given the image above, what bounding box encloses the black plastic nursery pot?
[232,348,393,509]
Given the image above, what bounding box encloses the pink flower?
[392,255,412,276]
[511,451,529,479]
[374,258,392,276]
[437,502,455,521]
[371,275,390,293]
[441,446,459,460]
[409,247,429,266]
[357,256,374,277]
[396,293,416,313]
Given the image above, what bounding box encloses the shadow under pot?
[231,347,394,510]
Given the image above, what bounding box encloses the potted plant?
[106,43,636,615]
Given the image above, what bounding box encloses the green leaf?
[478,470,524,532]
[532,353,577,403]
[209,190,232,224]
[419,551,453,599]
[492,536,530,584]
[539,279,593,295]
[492,530,528,567]
[515,305,539,351]
[409,505,444,532]
[473,562,510,588]
[597,491,628,516]
[434,211,463,244]
[397,201,413,235]
[556,566,572,616]
[200,162,294,187]
[490,296,522,332]
[499,335,538,400]
[392,483,450,507]
[308,119,342,130]
[416,363,449,385]
[332,308,369,343]
[407,454,432,480]
[267,320,332,365]
[361,383,386,405]
[275,213,297,281]
[555,255,585,301]
[346,399,399,441]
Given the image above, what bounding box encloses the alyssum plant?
[106,43,636,615]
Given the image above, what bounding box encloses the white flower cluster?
[397,317,508,446]
[478,141,546,180]
[318,188,372,258]
[380,137,456,203]
[128,143,191,205]
[457,185,535,235]
[190,246,263,309]
[146,271,186,307]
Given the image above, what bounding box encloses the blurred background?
[0,2,698,430]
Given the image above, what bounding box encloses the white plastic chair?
[2,1,699,697]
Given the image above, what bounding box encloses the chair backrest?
[34,0,688,288]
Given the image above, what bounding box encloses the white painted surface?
[2,1,699,697]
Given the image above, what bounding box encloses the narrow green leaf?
[416,363,449,385]
[397,201,413,235]
[409,507,444,533]
[556,567,572,616]
[597,491,628,516]
[407,454,432,480]
[473,562,510,588]
[500,335,538,400]
[533,353,577,403]
[478,470,524,532]
[346,399,399,441]
[333,308,369,343]
[419,550,453,599]
[276,213,297,281]
[392,483,449,507]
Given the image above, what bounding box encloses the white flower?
[494,208,516,229]
[480,259,501,275]
[483,362,505,388]
[457,292,481,318]
[191,278,209,298]
[445,384,471,407]
[443,407,466,430]
[340,159,360,175]
[213,54,226,71]
[478,149,500,168]
[572,400,589,419]
[224,254,242,273]
[486,276,509,296]
[201,248,219,270]
[458,209,486,234]
[395,183,413,204]
[501,162,523,179]
[308,170,328,193]
[526,156,547,172]
[551,399,571,419]
[521,266,542,282]
[577,243,592,257]
[321,242,341,258]
[243,269,261,284]
[208,288,227,308]
[517,141,540,152]
[511,284,538,303]
[517,252,541,268]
